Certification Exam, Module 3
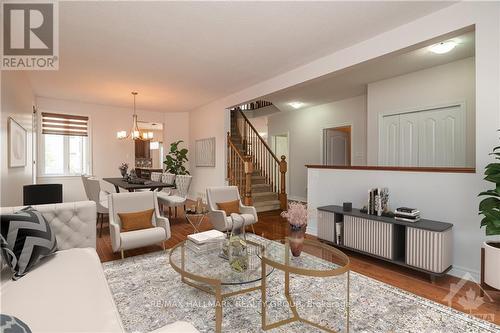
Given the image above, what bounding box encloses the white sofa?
[1,201,198,333]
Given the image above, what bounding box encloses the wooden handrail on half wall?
[228,108,288,210]
[305,165,475,173]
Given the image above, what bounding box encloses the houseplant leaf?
[479,132,500,237]
[479,197,500,211]
[163,140,189,175]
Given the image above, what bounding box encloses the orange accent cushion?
[118,209,155,232]
[216,200,240,215]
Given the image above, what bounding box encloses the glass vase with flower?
[281,202,308,257]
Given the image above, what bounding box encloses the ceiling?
[27,1,454,112]
[262,30,474,113]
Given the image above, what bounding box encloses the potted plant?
[281,202,308,257]
[163,140,189,175]
[479,139,500,290]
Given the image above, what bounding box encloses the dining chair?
[157,174,192,218]
[81,174,92,199]
[151,172,171,212]
[108,191,171,259]
[162,172,176,186]
[206,186,257,233]
[150,172,162,182]
[86,178,110,237]
[82,174,110,201]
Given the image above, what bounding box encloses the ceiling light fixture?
[429,40,457,54]
[116,92,153,141]
[288,101,304,109]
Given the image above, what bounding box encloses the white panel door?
[324,129,349,165]
[380,115,400,166]
[418,105,465,167]
[399,113,419,166]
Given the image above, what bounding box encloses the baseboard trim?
[448,265,480,282]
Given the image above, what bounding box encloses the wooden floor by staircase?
[96,207,500,326]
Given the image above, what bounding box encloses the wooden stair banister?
[230,108,287,210]
[227,132,253,205]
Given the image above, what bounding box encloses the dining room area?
[30,92,198,259]
[79,115,197,257]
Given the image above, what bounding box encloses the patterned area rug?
[103,235,499,333]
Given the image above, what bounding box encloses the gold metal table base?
[185,212,208,233]
[169,238,350,333]
[170,240,266,333]
[261,239,350,333]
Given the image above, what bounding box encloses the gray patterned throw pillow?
[0,207,57,280]
[0,314,32,333]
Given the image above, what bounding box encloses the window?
[39,112,91,176]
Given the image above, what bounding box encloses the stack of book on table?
[186,230,225,252]
[394,207,420,222]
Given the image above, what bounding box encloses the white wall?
[163,112,190,151]
[1,72,35,207]
[36,97,189,202]
[267,95,367,201]
[187,2,500,279]
[188,101,229,199]
[247,115,268,140]
[367,57,476,166]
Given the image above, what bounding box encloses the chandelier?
[116,91,153,141]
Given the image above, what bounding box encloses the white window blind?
[41,112,89,137]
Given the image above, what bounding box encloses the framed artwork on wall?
[8,117,27,168]
[195,137,216,167]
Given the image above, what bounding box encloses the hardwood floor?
[96,208,500,326]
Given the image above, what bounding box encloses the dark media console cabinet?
[317,205,453,279]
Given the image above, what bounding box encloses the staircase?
[227,105,287,212]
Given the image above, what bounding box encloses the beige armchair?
[206,186,257,233]
[108,191,171,258]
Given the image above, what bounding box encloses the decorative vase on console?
[281,202,308,257]
[118,163,128,179]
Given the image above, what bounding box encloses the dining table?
[103,177,174,193]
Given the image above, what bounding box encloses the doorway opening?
[323,126,351,166]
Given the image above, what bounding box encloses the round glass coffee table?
[169,239,274,333]
[261,238,351,332]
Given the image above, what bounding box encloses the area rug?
[103,235,499,333]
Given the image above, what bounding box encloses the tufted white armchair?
[157,174,191,218]
[162,172,176,186]
[206,186,257,233]
[0,201,97,249]
[108,191,171,259]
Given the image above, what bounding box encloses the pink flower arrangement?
[281,202,308,230]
